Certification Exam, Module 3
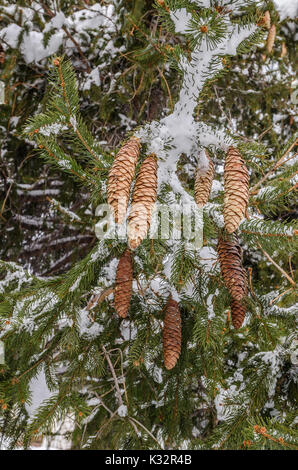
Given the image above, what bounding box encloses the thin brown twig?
[258,125,273,141]
[253,425,297,449]
[269,287,293,305]
[101,346,162,447]
[126,17,165,57]
[248,267,256,298]
[158,66,173,111]
[250,139,298,194]
[102,345,124,407]
[241,228,295,239]
[289,256,295,279]
[257,242,296,286]
[128,416,164,449]
[0,181,13,219]
[87,287,114,311]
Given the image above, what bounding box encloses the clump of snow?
[50,199,81,222]
[120,320,137,341]
[117,404,128,417]
[78,308,104,339]
[153,366,163,384]
[196,149,210,174]
[51,12,66,29]
[102,257,119,284]
[0,1,125,92]
[69,274,83,292]
[274,0,298,20]
[84,67,101,91]
[170,8,192,34]
[206,291,218,319]
[199,246,217,271]
[25,367,55,417]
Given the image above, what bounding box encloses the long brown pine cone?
[224,146,249,233]
[163,297,181,370]
[128,154,157,250]
[194,150,215,208]
[257,10,271,29]
[108,136,141,224]
[266,24,276,54]
[0,44,5,64]
[217,233,247,301]
[114,249,133,318]
[230,298,246,329]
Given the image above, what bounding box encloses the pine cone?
[128,154,157,250]
[264,10,271,29]
[114,249,133,318]
[217,233,247,301]
[0,44,5,64]
[108,137,141,224]
[281,42,287,58]
[266,24,276,54]
[230,298,246,329]
[257,10,271,29]
[194,150,214,208]
[224,147,249,233]
[163,297,181,370]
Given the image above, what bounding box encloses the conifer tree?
[0,0,297,450]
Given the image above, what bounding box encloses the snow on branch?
[136,3,259,200]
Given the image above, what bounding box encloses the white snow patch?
[117,404,128,417]
[274,0,298,20]
[25,367,55,417]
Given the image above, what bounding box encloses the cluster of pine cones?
[108,137,250,369]
[257,10,277,55]
[107,136,157,250]
[195,146,249,330]
[113,246,181,370]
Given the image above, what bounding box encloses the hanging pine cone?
[266,24,276,54]
[0,44,5,65]
[114,249,133,318]
[108,136,141,224]
[224,146,249,233]
[163,297,181,370]
[128,154,157,250]
[257,10,271,29]
[217,233,247,301]
[194,150,214,208]
[263,10,271,29]
[230,298,246,329]
[281,42,287,58]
